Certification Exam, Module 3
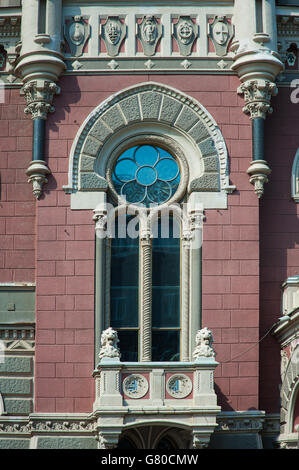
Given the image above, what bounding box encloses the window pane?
[152,218,180,328]
[112,145,181,206]
[111,217,139,328]
[152,330,180,362]
[117,330,138,362]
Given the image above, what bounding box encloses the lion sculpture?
[193,327,216,359]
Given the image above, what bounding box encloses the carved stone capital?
[20,79,60,120]
[26,160,50,199]
[238,79,278,120]
[247,159,271,198]
[93,207,107,238]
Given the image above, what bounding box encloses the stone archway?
[63,81,232,209]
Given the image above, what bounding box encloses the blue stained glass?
[112,145,181,206]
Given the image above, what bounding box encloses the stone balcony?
[91,327,221,449]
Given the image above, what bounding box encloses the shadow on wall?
[214,383,234,411]
[42,76,83,197]
[260,88,299,412]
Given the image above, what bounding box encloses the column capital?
[237,78,278,120]
[20,79,60,120]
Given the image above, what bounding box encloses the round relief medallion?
[166,374,192,399]
[123,374,149,399]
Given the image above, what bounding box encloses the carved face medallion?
[142,16,157,44]
[69,21,85,45]
[106,19,121,45]
[178,21,193,45]
[213,21,229,45]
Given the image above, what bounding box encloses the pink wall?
[34,74,260,413]
[260,88,299,413]
[0,88,35,283]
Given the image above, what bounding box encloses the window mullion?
[181,224,191,362]
[140,228,152,362]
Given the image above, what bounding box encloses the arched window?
[291,148,299,202]
[108,145,182,362]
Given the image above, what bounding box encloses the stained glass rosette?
[112,145,181,206]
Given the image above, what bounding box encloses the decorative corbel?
[237,79,278,198]
[20,79,60,199]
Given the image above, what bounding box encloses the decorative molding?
[98,327,121,361]
[101,17,126,57]
[64,16,90,57]
[215,411,265,433]
[208,16,234,57]
[123,374,149,399]
[137,16,162,57]
[166,374,192,399]
[193,327,216,360]
[66,82,230,202]
[173,16,198,57]
[237,79,278,120]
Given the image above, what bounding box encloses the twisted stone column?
[140,229,152,362]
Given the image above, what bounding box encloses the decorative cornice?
[20,79,60,120]
[215,411,266,433]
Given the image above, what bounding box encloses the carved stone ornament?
[99,327,121,361]
[26,160,50,200]
[101,17,126,57]
[93,207,107,238]
[208,16,234,57]
[237,79,278,120]
[123,374,149,399]
[137,16,162,56]
[21,79,60,120]
[173,16,198,56]
[64,16,90,57]
[166,374,193,399]
[193,327,216,360]
[280,350,289,382]
[247,159,271,198]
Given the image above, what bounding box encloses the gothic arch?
[64,81,231,208]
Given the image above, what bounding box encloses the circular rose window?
[112,145,181,206]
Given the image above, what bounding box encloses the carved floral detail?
[238,79,278,120]
[21,79,60,120]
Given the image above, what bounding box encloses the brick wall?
[0,87,35,283]
[34,74,260,413]
[260,87,299,413]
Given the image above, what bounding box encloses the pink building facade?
[0,0,298,450]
